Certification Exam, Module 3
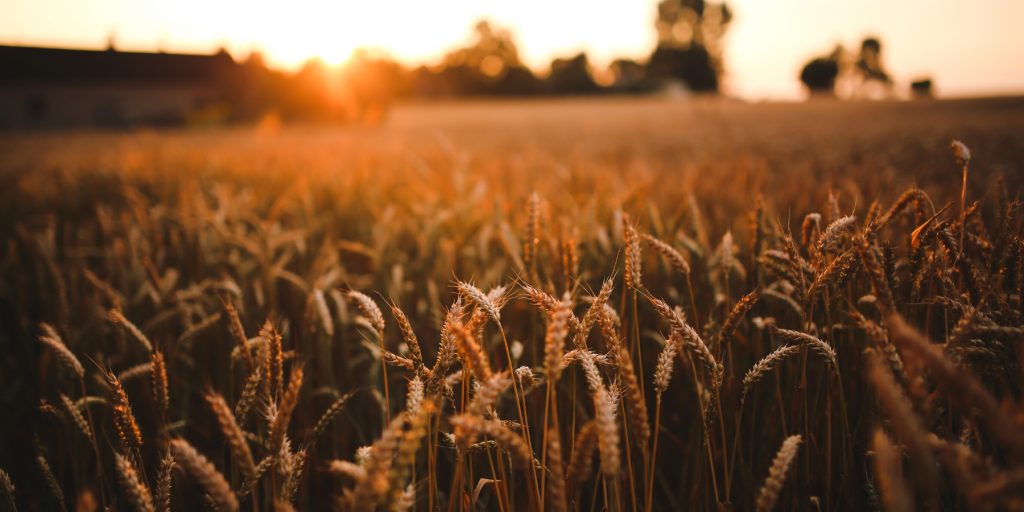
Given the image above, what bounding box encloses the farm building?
[0,44,237,129]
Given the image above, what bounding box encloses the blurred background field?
[5,96,1023,220]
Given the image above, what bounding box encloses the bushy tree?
[412,20,540,97]
[546,53,599,95]
[646,0,732,92]
[799,46,843,96]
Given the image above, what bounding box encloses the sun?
[246,2,375,69]
[267,36,358,69]
[233,1,463,71]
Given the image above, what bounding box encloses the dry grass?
[1,97,1024,510]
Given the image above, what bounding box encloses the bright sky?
[2,0,1023,99]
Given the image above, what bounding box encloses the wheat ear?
[114,453,155,512]
[755,435,802,512]
[269,364,304,457]
[108,309,154,352]
[546,426,568,512]
[871,429,914,512]
[169,438,239,512]
[206,392,257,482]
[106,370,143,451]
[741,344,802,403]
[566,420,599,490]
[37,323,83,379]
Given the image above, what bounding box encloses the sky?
[2,0,1023,100]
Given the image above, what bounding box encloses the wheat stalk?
[815,215,856,256]
[118,363,152,382]
[328,460,367,481]
[313,390,357,438]
[574,351,621,479]
[37,323,83,379]
[260,321,284,399]
[524,191,541,273]
[544,298,572,382]
[864,347,943,506]
[105,370,143,451]
[455,281,503,324]
[521,283,561,315]
[801,213,822,251]
[351,412,408,509]
[169,439,239,512]
[855,236,895,312]
[381,351,415,370]
[206,392,257,482]
[593,384,621,479]
[770,327,837,372]
[348,291,386,339]
[426,302,464,394]
[278,446,306,506]
[390,304,425,376]
[755,435,801,512]
[560,236,579,292]
[177,312,223,349]
[82,267,124,308]
[450,415,533,468]
[566,420,599,490]
[642,233,691,276]
[602,310,650,448]
[871,429,914,512]
[269,364,305,457]
[869,188,930,233]
[58,393,93,441]
[223,299,253,368]
[887,313,1024,460]
[546,426,568,512]
[741,344,802,403]
[388,400,435,508]
[0,467,15,512]
[951,139,971,251]
[807,250,856,299]
[468,372,512,417]
[151,350,169,417]
[718,289,760,345]
[36,452,66,512]
[574,279,614,346]
[623,215,643,290]
[114,453,155,512]
[155,450,173,512]
[108,309,154,353]
[653,330,683,396]
[235,366,263,421]
[451,321,492,381]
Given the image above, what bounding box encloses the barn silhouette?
[0,44,237,129]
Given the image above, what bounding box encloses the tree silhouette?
[799,46,843,96]
[856,38,890,83]
[609,58,647,91]
[413,20,539,96]
[648,45,718,92]
[647,0,732,92]
[910,78,933,99]
[853,37,893,98]
[546,53,599,95]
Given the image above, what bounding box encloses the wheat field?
[1,96,1023,511]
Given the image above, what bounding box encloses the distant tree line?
[227,1,733,121]
[224,2,935,122]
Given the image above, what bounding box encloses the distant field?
[1,96,1022,511]
[4,96,1023,221]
